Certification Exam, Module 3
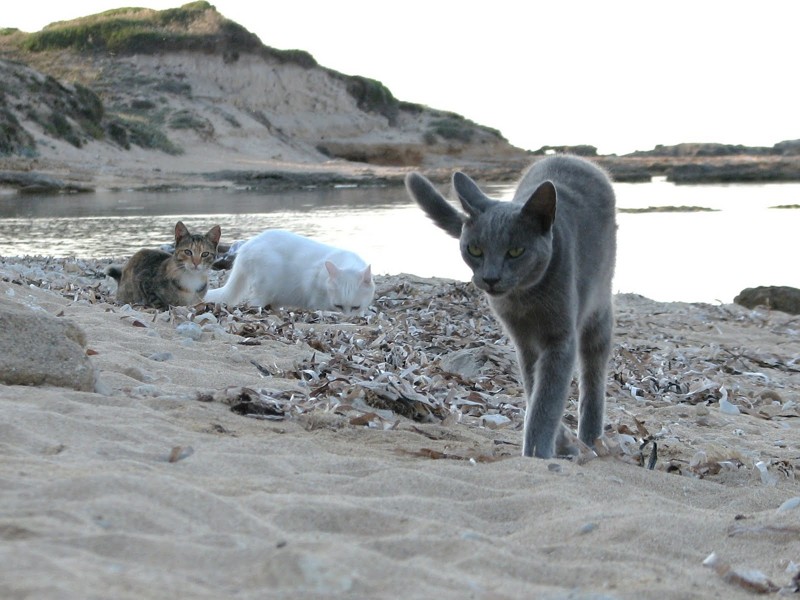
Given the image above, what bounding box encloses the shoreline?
[4,154,800,195]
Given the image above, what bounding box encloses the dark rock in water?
[667,161,800,183]
[734,286,800,315]
[0,294,96,390]
[0,171,93,193]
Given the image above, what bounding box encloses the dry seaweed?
[3,256,800,485]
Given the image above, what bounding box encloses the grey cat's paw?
[555,425,594,459]
[554,426,579,457]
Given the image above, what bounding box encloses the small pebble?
[579,522,599,535]
[195,312,217,325]
[176,321,203,340]
[480,414,511,429]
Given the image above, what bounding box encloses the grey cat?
[405,155,616,458]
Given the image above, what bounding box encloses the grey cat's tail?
[405,172,464,239]
[105,265,123,282]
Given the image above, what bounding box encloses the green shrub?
[107,113,183,154]
[0,106,37,156]
[428,117,474,143]
[345,76,399,124]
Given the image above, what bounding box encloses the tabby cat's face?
[459,208,553,297]
[172,222,221,272]
[173,236,217,271]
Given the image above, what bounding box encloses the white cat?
[204,229,375,314]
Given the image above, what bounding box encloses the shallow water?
[1,178,798,303]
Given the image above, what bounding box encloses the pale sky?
[4,0,798,155]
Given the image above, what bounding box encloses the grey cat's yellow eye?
[467,244,483,257]
[507,247,525,258]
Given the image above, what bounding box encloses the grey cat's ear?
[405,172,464,239]
[522,181,557,231]
[206,225,222,246]
[453,172,493,218]
[175,221,190,242]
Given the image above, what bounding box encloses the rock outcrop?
[0,1,530,189]
[734,286,800,315]
[0,289,96,390]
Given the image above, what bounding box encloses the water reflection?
[1,180,799,303]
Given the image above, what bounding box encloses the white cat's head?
[324,261,375,315]
[453,173,556,297]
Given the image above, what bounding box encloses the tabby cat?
[405,155,616,458]
[107,221,221,309]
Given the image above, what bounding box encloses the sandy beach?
[1,255,800,599]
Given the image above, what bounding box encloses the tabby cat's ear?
[453,172,493,218]
[206,225,222,246]
[522,180,557,232]
[175,221,190,242]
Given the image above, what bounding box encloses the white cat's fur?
[204,229,375,314]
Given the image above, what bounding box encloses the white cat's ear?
[325,261,339,278]
[174,221,190,242]
[522,181,557,231]
[207,225,222,246]
[361,265,372,283]
[453,172,492,218]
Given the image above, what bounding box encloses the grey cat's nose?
[482,276,501,288]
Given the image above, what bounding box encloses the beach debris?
[702,552,779,593]
[396,447,505,463]
[168,445,194,463]
[718,386,741,415]
[777,497,800,512]
[215,386,288,420]
[755,461,778,486]
[4,256,800,484]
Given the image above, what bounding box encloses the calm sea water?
[1,178,798,304]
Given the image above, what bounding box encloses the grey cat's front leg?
[577,307,613,448]
[522,339,577,458]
